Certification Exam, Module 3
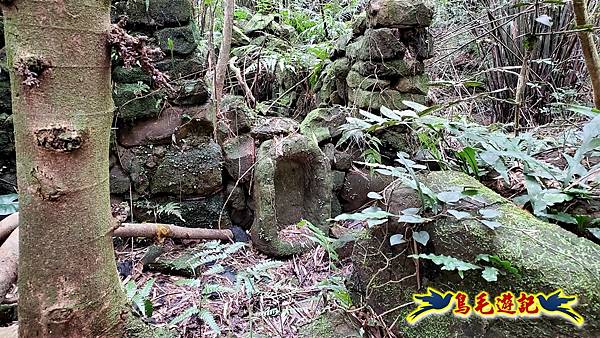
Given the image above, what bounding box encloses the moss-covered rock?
[222,134,256,182]
[251,134,332,257]
[111,0,192,28]
[367,0,433,29]
[113,84,164,120]
[250,117,299,142]
[170,79,210,106]
[352,59,424,79]
[159,194,229,229]
[299,311,362,338]
[219,95,256,134]
[394,74,430,94]
[346,70,391,91]
[346,28,406,62]
[151,142,223,197]
[300,106,347,143]
[109,165,132,195]
[155,55,205,80]
[112,66,152,85]
[350,171,600,338]
[155,25,197,56]
[348,87,426,111]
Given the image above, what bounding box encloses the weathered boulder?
[352,59,424,79]
[350,171,600,337]
[155,25,197,56]
[113,84,164,120]
[367,0,434,29]
[226,183,253,228]
[155,55,205,80]
[346,70,391,91]
[340,169,395,211]
[323,143,353,171]
[111,0,193,28]
[220,95,256,134]
[250,117,299,141]
[251,134,332,256]
[348,88,426,111]
[112,66,152,85]
[300,106,347,143]
[171,79,210,106]
[109,165,132,195]
[160,194,229,229]
[222,135,256,182]
[151,142,223,196]
[394,74,429,94]
[346,28,406,61]
[117,106,184,147]
[316,58,350,104]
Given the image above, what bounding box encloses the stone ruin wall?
[0,0,434,242]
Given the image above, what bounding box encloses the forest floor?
[115,236,359,338]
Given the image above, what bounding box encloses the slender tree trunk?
[214,0,235,108]
[573,0,600,108]
[2,0,128,336]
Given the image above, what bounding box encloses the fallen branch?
[115,223,234,241]
[0,228,18,303]
[0,213,19,245]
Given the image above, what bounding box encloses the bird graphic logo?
[407,288,455,325]
[536,289,584,327]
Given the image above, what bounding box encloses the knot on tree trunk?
[15,56,51,88]
[35,127,83,152]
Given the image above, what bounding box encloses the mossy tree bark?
[2,0,129,336]
[573,0,600,108]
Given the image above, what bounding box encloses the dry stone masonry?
[317,0,433,111]
[0,0,434,258]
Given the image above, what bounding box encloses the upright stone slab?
[251,134,332,256]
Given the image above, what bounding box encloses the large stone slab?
[346,28,406,62]
[251,134,332,256]
[367,0,433,29]
[349,171,600,337]
[151,142,223,197]
[112,0,193,28]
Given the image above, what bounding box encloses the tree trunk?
[214,0,235,107]
[573,0,600,108]
[2,0,128,336]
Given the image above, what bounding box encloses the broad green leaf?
[398,214,430,224]
[409,254,481,274]
[402,100,429,113]
[448,210,472,220]
[589,228,600,240]
[437,191,462,204]
[390,234,406,246]
[479,209,502,219]
[0,194,18,216]
[412,231,430,246]
[481,267,499,282]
